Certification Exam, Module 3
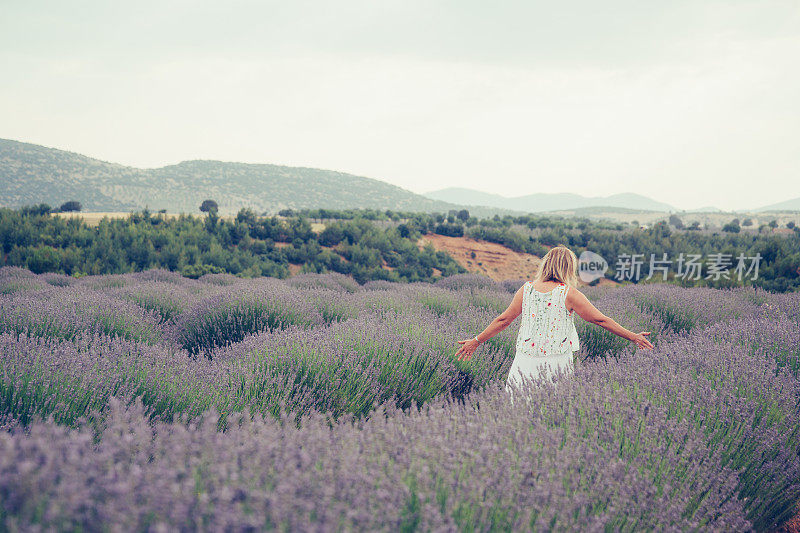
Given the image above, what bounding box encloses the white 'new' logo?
[578,250,608,282]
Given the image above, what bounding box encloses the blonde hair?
[535,245,579,288]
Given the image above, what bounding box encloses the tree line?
[2,204,798,291]
[0,205,464,283]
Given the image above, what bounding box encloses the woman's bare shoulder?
[565,285,587,300]
[564,285,587,313]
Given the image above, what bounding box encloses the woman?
[455,245,654,396]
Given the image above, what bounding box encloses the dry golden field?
[51,211,326,233]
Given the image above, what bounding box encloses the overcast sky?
[2,0,799,211]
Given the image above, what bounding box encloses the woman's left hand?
[455,338,480,361]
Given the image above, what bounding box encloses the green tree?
[20,204,52,216]
[722,221,740,233]
[319,225,345,246]
[235,207,257,226]
[668,214,684,229]
[59,200,82,212]
[200,199,219,213]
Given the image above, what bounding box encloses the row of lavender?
[0,267,526,426]
[0,266,798,530]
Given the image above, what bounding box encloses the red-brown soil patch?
[417,234,619,288]
[779,504,800,532]
[281,234,619,287]
[417,234,542,281]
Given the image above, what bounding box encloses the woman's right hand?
[631,332,654,350]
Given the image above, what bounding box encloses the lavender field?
[0,265,798,531]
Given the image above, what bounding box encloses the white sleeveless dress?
[505,282,579,396]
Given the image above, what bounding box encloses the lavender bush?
[0,379,753,530]
[434,272,504,292]
[211,306,515,423]
[37,271,77,287]
[0,266,38,279]
[129,267,197,285]
[0,267,798,531]
[73,272,129,289]
[169,278,327,356]
[0,277,48,295]
[362,279,400,291]
[286,271,362,293]
[0,286,164,345]
[0,331,218,427]
[197,272,241,286]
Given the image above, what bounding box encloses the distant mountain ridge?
[2,139,796,215]
[754,197,800,212]
[423,187,677,213]
[0,139,518,217]
[424,187,800,214]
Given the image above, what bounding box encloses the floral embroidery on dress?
[514,281,580,358]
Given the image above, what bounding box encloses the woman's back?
[514,280,580,357]
[453,244,653,397]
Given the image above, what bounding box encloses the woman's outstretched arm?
[566,287,654,350]
[455,284,524,361]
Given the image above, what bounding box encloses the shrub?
[170,279,324,356]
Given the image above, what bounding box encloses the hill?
[423,187,676,212]
[754,197,800,212]
[0,139,519,217]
